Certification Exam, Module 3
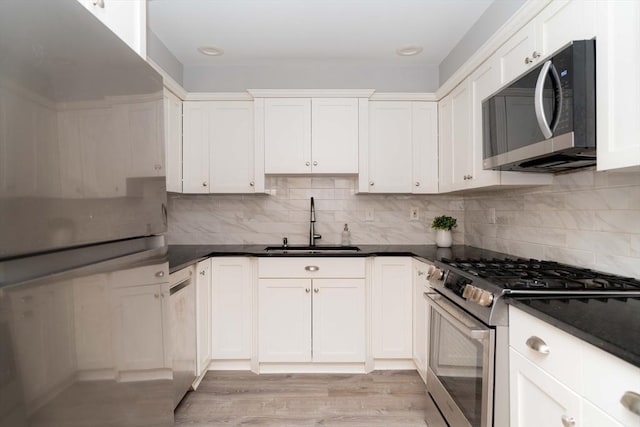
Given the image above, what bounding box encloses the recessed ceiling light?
[396,46,423,56]
[198,46,224,56]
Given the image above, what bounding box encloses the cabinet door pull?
[154,293,160,299]
[93,0,105,8]
[314,288,319,293]
[369,181,375,186]
[202,181,208,187]
[305,161,310,166]
[155,271,165,278]
[417,270,426,276]
[525,336,550,354]
[313,161,318,166]
[304,265,319,272]
[560,415,575,427]
[415,181,420,187]
[621,391,640,416]
[305,288,310,293]
[199,270,205,276]
[525,57,533,64]
[249,181,255,187]
[532,50,541,59]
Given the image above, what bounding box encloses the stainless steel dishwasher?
[169,268,197,408]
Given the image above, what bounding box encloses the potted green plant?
[431,215,457,248]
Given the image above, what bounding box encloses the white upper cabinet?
[208,101,257,193]
[595,0,640,171]
[411,103,439,194]
[496,0,596,86]
[363,101,438,194]
[182,102,210,193]
[311,98,359,174]
[438,82,471,193]
[164,89,182,193]
[76,0,146,57]
[263,98,312,174]
[261,97,360,174]
[182,101,263,193]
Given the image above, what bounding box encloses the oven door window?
[429,303,493,427]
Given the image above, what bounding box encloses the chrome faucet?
[309,197,321,246]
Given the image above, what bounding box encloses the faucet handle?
[283,237,288,248]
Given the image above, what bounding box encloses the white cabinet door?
[596,0,640,171]
[112,283,169,371]
[411,102,439,194]
[367,102,413,193]
[195,259,211,376]
[208,101,257,193]
[264,98,312,174]
[496,22,537,85]
[164,89,182,193]
[311,98,359,174]
[439,82,472,193]
[412,261,429,382]
[211,258,253,360]
[75,0,146,57]
[468,58,502,189]
[510,349,582,427]
[182,102,210,192]
[258,279,312,362]
[536,0,596,61]
[372,257,413,358]
[582,401,623,427]
[312,279,365,363]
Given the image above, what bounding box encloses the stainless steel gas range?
[424,255,640,427]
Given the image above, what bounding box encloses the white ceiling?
[148,0,494,68]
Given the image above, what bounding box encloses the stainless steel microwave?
[482,40,596,172]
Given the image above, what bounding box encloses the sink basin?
[264,245,361,254]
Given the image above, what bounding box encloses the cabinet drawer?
[509,307,584,391]
[258,258,365,278]
[582,343,640,426]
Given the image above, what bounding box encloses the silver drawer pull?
[305,288,310,293]
[417,270,426,276]
[314,288,319,293]
[155,271,165,278]
[525,336,550,354]
[304,266,319,272]
[561,415,575,427]
[621,391,640,416]
[200,270,206,276]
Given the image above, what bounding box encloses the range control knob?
[462,285,494,307]
[428,268,445,281]
[476,290,494,307]
[462,284,477,299]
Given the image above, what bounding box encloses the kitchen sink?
[264,245,361,254]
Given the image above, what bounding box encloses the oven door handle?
[425,292,490,342]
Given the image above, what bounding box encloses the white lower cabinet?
[195,259,211,376]
[412,259,431,382]
[372,257,413,359]
[258,278,313,362]
[509,306,638,427]
[510,349,582,427]
[257,258,366,365]
[258,278,365,363]
[211,258,253,361]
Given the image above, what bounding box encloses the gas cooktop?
[439,258,640,293]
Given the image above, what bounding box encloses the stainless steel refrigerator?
[0,1,173,425]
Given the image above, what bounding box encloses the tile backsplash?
[167,177,465,245]
[464,168,640,278]
[168,169,640,278]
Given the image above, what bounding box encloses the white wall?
[464,168,640,278]
[167,177,464,245]
[439,0,526,85]
[183,61,439,92]
[147,29,184,85]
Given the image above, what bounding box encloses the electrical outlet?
[410,207,419,221]
[488,207,496,224]
[365,209,375,221]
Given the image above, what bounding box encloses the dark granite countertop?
[167,243,640,369]
[509,297,640,368]
[167,244,506,274]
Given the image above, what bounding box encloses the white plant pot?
[435,230,452,248]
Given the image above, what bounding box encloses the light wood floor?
[174,370,430,426]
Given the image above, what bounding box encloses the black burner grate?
[440,258,640,291]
